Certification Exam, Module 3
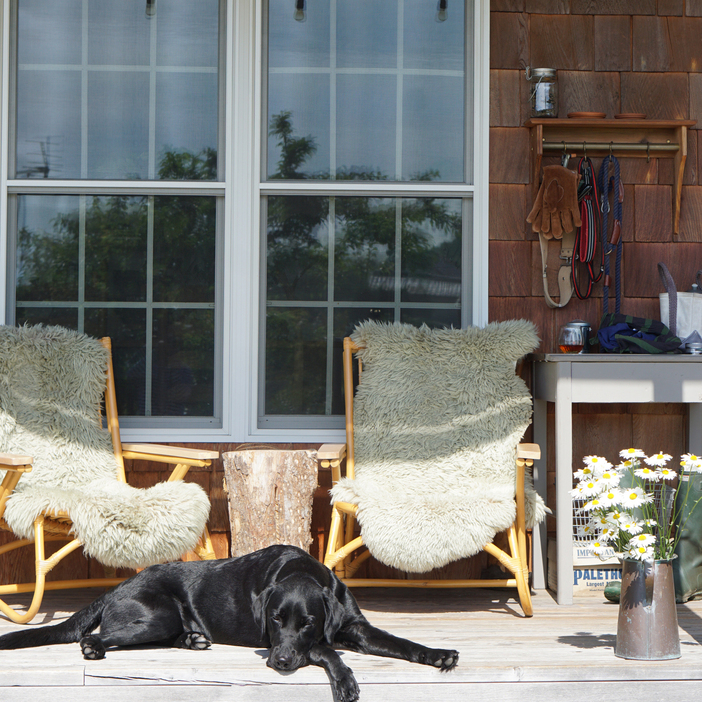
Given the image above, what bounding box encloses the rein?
[572,157,603,299]
[598,154,623,314]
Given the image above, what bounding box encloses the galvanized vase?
[615,557,681,660]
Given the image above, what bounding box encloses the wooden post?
[222,449,318,557]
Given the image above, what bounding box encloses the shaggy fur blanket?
[330,320,546,574]
[0,325,210,569]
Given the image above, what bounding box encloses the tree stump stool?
[222,449,318,557]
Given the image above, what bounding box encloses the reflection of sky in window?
[16,0,219,181]
[266,0,466,183]
[336,0,397,69]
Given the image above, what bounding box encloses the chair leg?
[192,526,217,560]
[324,504,345,575]
[507,524,533,617]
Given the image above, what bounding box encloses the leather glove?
[527,165,581,239]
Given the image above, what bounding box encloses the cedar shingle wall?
[490,1,695,511]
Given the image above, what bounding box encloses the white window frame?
[0,0,489,444]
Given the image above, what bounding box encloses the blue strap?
[599,155,623,315]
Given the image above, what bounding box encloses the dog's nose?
[274,653,294,670]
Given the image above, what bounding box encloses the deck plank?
[0,587,701,698]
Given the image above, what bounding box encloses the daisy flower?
[628,545,655,562]
[591,514,611,528]
[583,456,612,471]
[681,454,702,473]
[592,541,610,557]
[582,497,604,512]
[621,486,652,508]
[656,467,677,482]
[620,520,644,535]
[644,518,658,528]
[597,489,622,507]
[620,448,646,460]
[645,451,672,467]
[575,479,602,498]
[634,465,660,481]
[631,532,656,547]
[598,525,618,541]
[596,470,621,488]
[574,466,595,481]
[576,523,597,539]
[616,459,637,472]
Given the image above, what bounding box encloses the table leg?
[532,398,548,590]
[689,403,702,455]
[555,363,573,605]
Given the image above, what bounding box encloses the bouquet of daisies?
[571,449,702,562]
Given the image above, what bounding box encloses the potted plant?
[571,449,702,660]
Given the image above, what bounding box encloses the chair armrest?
[0,453,33,472]
[121,443,219,482]
[317,444,347,462]
[517,443,540,460]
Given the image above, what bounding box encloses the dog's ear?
[251,586,274,640]
[322,588,346,645]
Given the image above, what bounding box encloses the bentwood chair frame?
[320,337,540,617]
[0,337,218,624]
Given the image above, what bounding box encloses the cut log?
[222,449,318,557]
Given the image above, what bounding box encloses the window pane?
[266,196,329,301]
[401,198,462,303]
[17,195,79,300]
[334,198,395,302]
[85,196,148,302]
[15,0,220,181]
[14,194,218,420]
[152,309,215,417]
[263,195,464,420]
[84,308,146,416]
[153,196,217,303]
[265,308,327,415]
[265,0,466,182]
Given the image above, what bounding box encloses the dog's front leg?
[307,643,360,702]
[335,622,458,671]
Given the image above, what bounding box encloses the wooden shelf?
[525,118,696,234]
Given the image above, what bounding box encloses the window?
[1,0,488,441]
[5,0,223,427]
[259,0,480,429]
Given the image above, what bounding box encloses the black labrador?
[0,545,458,701]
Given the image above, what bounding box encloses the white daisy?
[631,532,656,547]
[592,541,610,556]
[583,456,611,470]
[574,466,595,481]
[597,489,622,507]
[634,466,660,481]
[620,520,644,535]
[599,525,618,541]
[582,497,604,512]
[576,524,597,538]
[681,454,702,474]
[577,479,603,498]
[621,486,652,508]
[620,448,646,459]
[656,467,677,482]
[645,451,672,467]
[644,518,658,528]
[628,545,655,562]
[596,470,621,488]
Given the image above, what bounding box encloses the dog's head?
[253,574,345,672]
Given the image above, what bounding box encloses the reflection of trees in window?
[15,148,217,418]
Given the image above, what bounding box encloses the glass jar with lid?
[525,67,558,118]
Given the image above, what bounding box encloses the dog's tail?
[0,595,106,649]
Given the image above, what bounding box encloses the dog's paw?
[428,648,459,672]
[175,632,211,650]
[332,671,360,702]
[80,635,106,660]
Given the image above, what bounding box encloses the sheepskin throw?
[330,320,546,574]
[0,325,210,569]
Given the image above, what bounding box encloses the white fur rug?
[330,320,546,574]
[0,325,210,569]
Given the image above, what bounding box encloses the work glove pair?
[527,165,581,239]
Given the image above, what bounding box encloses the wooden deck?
[1,587,702,701]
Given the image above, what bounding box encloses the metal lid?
[526,67,556,79]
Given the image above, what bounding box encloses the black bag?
[596,313,681,354]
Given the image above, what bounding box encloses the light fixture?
[294,0,306,22]
[146,0,156,19]
[436,0,447,22]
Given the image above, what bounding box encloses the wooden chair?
[320,321,543,617]
[0,326,218,623]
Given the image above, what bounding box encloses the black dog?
[0,545,458,701]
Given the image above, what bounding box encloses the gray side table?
[531,353,702,605]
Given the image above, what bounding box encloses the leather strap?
[539,228,576,308]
